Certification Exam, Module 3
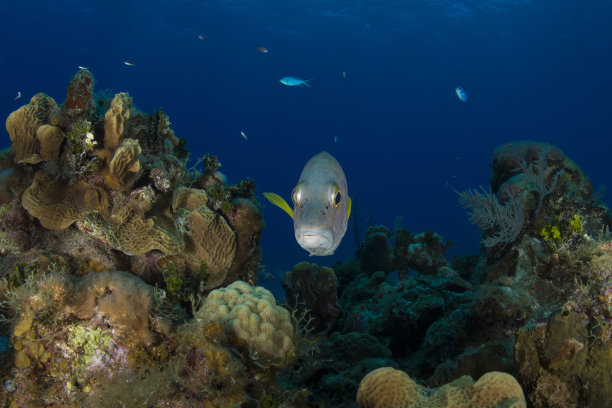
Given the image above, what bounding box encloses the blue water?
[1,0,611,291]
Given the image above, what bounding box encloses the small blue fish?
[333,134,339,143]
[455,86,468,102]
[280,76,312,87]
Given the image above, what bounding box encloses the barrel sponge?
[171,187,209,212]
[6,93,59,164]
[22,171,108,230]
[104,92,132,150]
[357,367,526,408]
[99,138,142,190]
[197,281,294,363]
[183,206,236,289]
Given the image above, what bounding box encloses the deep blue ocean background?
[1,0,611,296]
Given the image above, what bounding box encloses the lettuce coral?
[6,93,60,164]
[22,171,109,230]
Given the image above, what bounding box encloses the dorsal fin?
[263,192,294,219]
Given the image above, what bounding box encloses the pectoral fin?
[263,192,294,219]
[346,196,352,226]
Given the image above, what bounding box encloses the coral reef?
[7,271,173,406]
[0,72,269,407]
[2,73,611,407]
[0,71,261,291]
[277,141,611,407]
[356,367,526,408]
[515,309,612,407]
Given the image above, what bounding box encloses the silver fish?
[263,151,351,256]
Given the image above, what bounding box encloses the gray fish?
[264,151,351,256]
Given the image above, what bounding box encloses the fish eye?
[330,182,342,208]
[292,183,303,205]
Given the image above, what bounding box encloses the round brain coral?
[196,281,295,365]
[357,367,526,408]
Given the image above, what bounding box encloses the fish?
[198,34,208,40]
[342,71,346,80]
[333,134,339,143]
[280,76,312,87]
[455,86,467,102]
[14,91,21,101]
[78,65,89,70]
[240,130,248,140]
[124,60,135,66]
[255,46,268,53]
[263,151,351,256]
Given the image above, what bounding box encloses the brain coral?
[357,367,526,408]
[22,171,108,230]
[196,280,294,364]
[6,93,60,164]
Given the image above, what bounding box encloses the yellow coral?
[114,213,184,256]
[197,281,294,364]
[104,92,132,150]
[356,367,418,408]
[168,205,235,289]
[99,138,142,190]
[35,124,64,161]
[65,271,162,347]
[357,367,526,408]
[225,198,264,282]
[22,171,108,230]
[171,187,209,212]
[6,93,59,164]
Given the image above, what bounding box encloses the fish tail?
[303,79,313,87]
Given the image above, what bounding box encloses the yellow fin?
[263,192,293,219]
[346,196,352,226]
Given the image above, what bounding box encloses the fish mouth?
[295,229,333,254]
